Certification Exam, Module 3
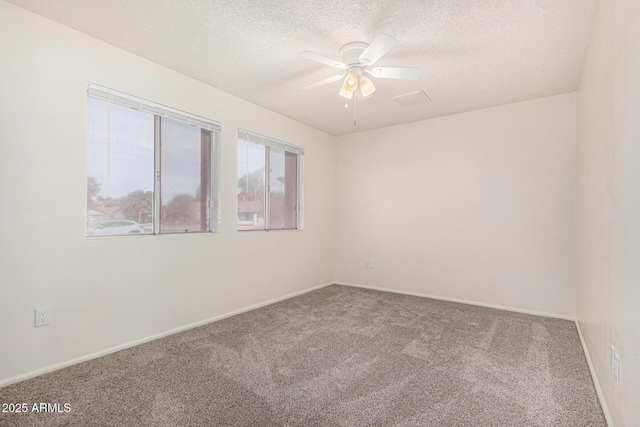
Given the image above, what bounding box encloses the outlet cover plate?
[35,306,51,327]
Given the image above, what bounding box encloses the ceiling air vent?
[392,90,431,107]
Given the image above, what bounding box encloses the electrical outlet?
[34,306,51,327]
[365,260,376,269]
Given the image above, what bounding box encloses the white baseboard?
[0,281,334,388]
[576,321,614,427]
[334,281,575,321]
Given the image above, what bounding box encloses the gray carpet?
[0,285,605,426]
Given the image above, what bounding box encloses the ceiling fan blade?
[302,74,346,90]
[299,51,347,69]
[358,34,398,66]
[368,66,422,80]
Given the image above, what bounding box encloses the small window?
[86,84,220,237]
[237,130,304,231]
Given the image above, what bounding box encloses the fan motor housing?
[339,42,369,65]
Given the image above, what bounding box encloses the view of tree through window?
[86,89,218,237]
[269,148,297,229]
[237,131,302,231]
[86,98,154,236]
[160,117,211,233]
[237,139,266,230]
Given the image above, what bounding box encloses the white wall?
[0,2,336,385]
[576,0,640,424]
[335,94,576,318]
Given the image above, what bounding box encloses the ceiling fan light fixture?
[359,77,376,97]
[339,72,358,99]
[345,72,358,90]
[339,85,354,99]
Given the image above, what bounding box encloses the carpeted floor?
[1,285,605,426]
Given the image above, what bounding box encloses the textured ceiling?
[8,0,597,136]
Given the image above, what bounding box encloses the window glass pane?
[237,139,266,230]
[160,117,211,233]
[87,97,154,236]
[269,148,297,230]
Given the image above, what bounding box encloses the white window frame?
[87,83,221,236]
[237,129,304,231]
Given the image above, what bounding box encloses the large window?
[237,130,304,231]
[87,84,220,237]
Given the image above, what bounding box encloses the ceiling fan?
[300,34,421,100]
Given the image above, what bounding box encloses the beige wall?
[576,0,640,424]
[0,2,336,385]
[335,94,577,319]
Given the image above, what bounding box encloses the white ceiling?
[8,0,597,136]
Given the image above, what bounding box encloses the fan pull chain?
[354,92,357,126]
